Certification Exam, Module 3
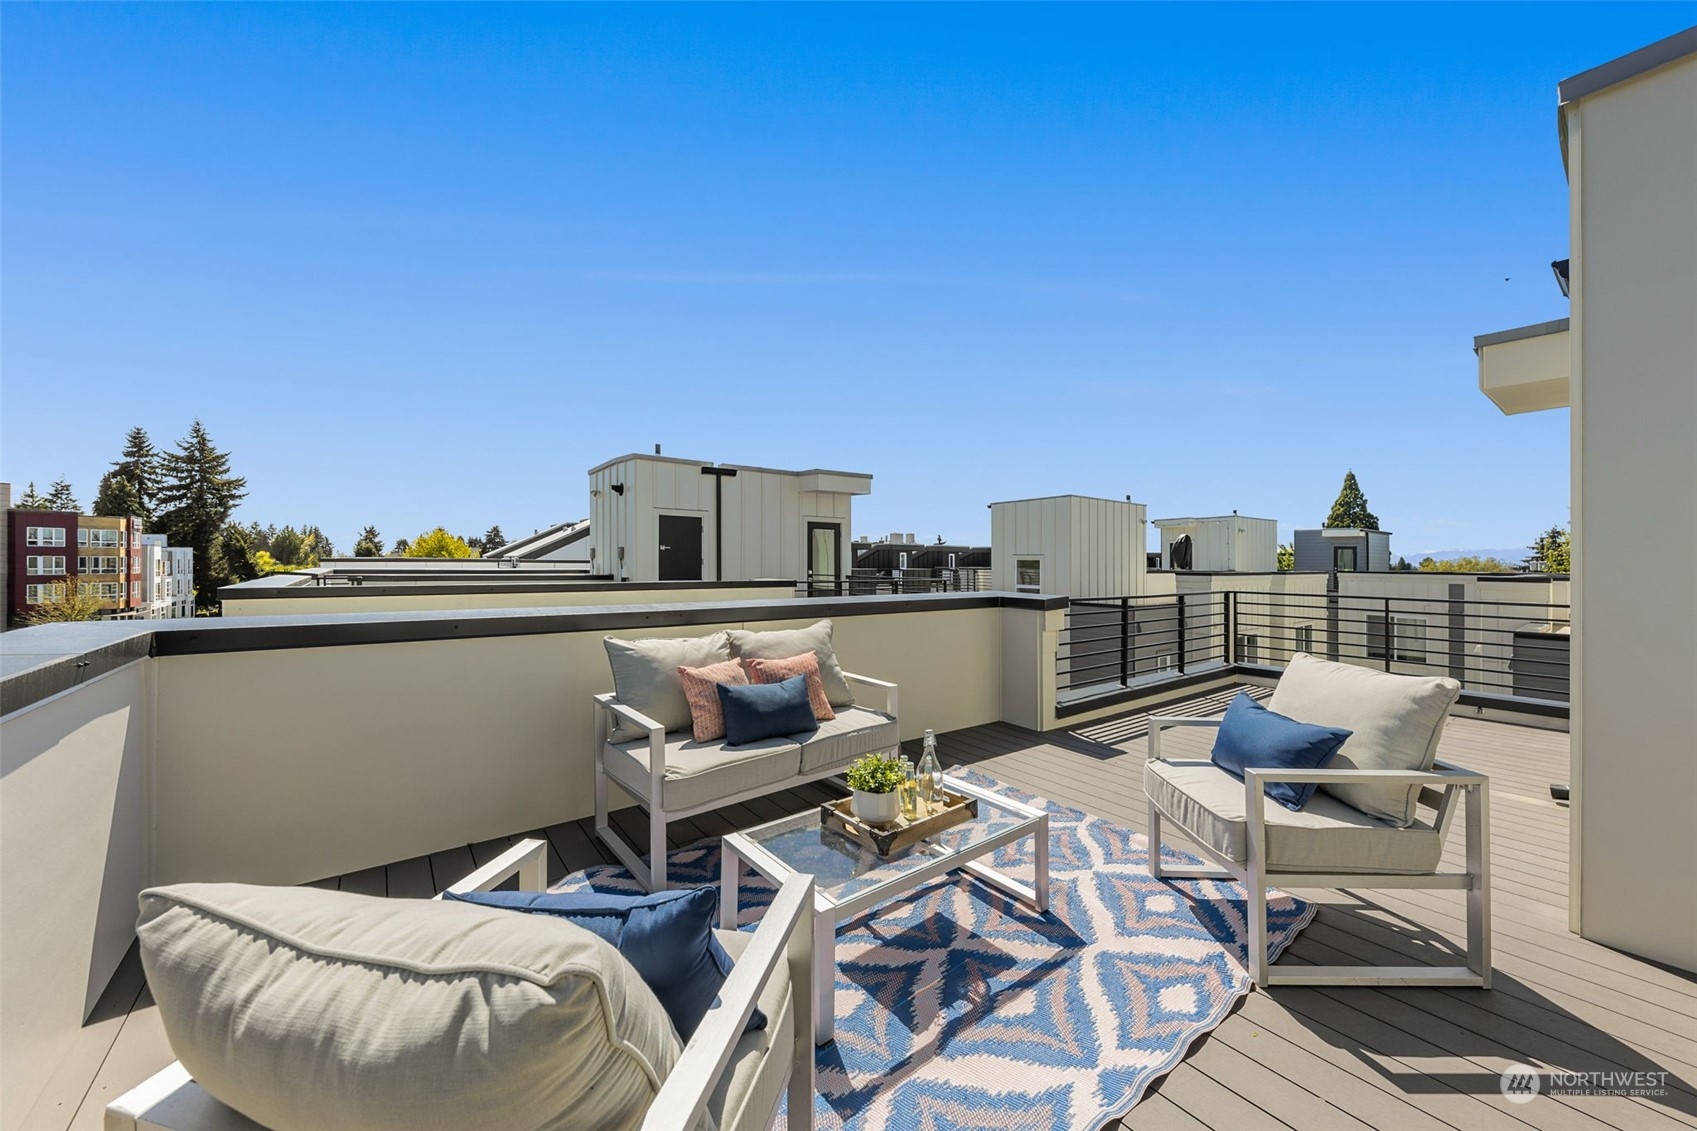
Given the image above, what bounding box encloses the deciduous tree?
[1418,555,1514,574]
[20,584,106,625]
[404,527,477,558]
[1323,471,1379,531]
[1276,543,1294,571]
[154,421,248,609]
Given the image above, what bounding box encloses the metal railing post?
[1119,596,1130,687]
[1383,596,1394,672]
[1177,594,1187,675]
[1225,591,1235,666]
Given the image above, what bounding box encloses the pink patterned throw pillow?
[745,653,836,721]
[677,659,750,743]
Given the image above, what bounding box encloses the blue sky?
[4,4,1690,557]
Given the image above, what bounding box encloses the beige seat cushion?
[606,732,802,813]
[604,632,734,742]
[1145,759,1446,875]
[136,883,681,1131]
[1268,653,1461,826]
[707,930,797,1131]
[727,620,856,708]
[795,706,899,775]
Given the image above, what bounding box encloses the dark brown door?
[658,515,703,581]
[807,523,841,595]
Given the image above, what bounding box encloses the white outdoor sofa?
[595,673,898,892]
[107,839,818,1131]
[1144,655,1492,989]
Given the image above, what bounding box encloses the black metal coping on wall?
[218,577,799,601]
[1054,667,1240,720]
[0,592,1066,716]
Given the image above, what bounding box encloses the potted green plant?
[845,752,906,826]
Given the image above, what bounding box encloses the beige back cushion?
[137,883,681,1131]
[604,631,733,741]
[1267,653,1461,826]
[727,620,855,708]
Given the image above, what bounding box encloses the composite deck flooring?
[27,686,1697,1131]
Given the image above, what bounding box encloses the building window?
[77,556,123,574]
[26,526,67,547]
[1236,634,1261,664]
[1294,624,1314,654]
[80,528,120,548]
[1333,545,1358,572]
[132,582,141,600]
[897,552,909,569]
[26,555,67,575]
[24,583,64,604]
[1016,558,1042,592]
[1367,615,1427,663]
[78,581,121,600]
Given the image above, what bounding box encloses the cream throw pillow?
[137,883,681,1131]
[727,620,855,708]
[1267,653,1461,827]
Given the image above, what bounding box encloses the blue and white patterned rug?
[554,771,1314,1131]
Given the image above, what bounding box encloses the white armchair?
[1146,715,1491,989]
[107,840,818,1131]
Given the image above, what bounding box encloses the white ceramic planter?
[851,788,900,827]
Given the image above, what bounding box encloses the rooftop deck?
[26,687,1695,1131]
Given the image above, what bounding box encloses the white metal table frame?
[720,773,1050,1045]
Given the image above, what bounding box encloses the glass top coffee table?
[720,774,1049,1044]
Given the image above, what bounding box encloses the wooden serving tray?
[821,789,979,857]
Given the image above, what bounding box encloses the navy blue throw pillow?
[1209,692,1353,811]
[717,674,817,746]
[443,885,764,1041]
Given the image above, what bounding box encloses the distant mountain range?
[1404,548,1529,564]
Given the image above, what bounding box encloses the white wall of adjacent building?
[587,454,870,584]
[990,495,1148,598]
[1562,40,1697,972]
[138,535,194,619]
[1151,515,1278,572]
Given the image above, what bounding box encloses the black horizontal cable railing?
[1059,589,1570,704]
[796,571,984,598]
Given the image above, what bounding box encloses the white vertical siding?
[991,496,1145,597]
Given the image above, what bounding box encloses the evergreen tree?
[391,537,411,555]
[482,524,508,553]
[301,525,335,562]
[93,472,145,518]
[16,482,48,509]
[45,478,80,513]
[110,427,161,520]
[269,526,306,566]
[209,523,259,595]
[1526,525,1571,573]
[353,526,384,557]
[1323,470,1379,530]
[154,421,248,609]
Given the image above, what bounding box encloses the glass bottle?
[916,730,943,814]
[897,756,920,821]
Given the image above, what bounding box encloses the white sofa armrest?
[642,873,817,1131]
[841,671,897,718]
[1147,715,1221,762]
[594,692,668,800]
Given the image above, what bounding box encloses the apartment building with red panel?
[7,509,145,625]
